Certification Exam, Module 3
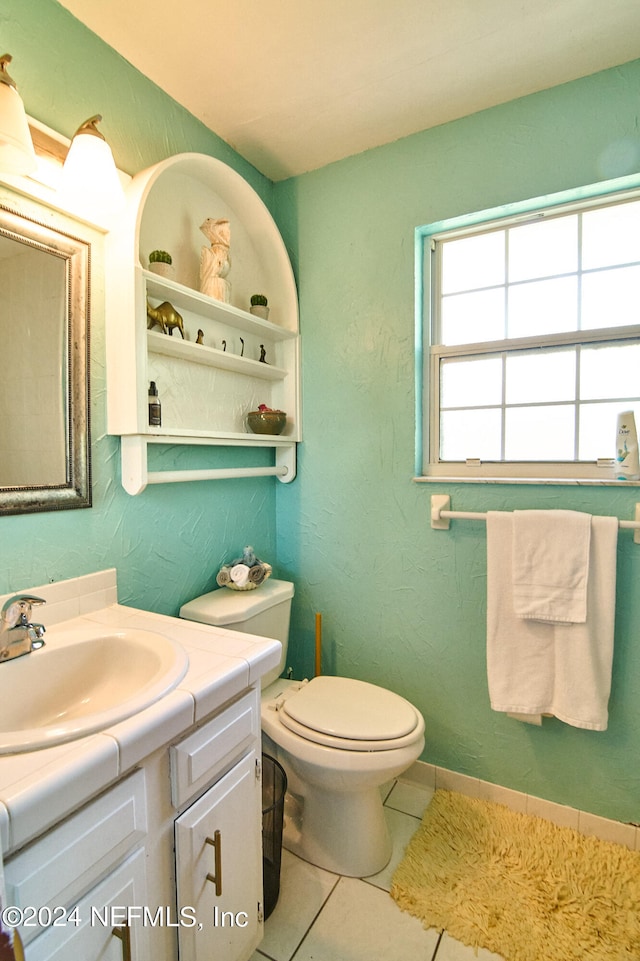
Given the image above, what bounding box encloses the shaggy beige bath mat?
[391,790,640,961]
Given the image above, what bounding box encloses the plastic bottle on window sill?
[148,381,162,427]
[615,410,639,480]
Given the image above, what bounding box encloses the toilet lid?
[280,676,419,748]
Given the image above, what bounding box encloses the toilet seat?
[277,676,422,751]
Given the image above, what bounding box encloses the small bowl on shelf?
[247,408,287,435]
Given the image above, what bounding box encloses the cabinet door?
[175,750,262,961]
[6,769,147,940]
[24,849,148,961]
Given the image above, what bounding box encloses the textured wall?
[0,0,279,613]
[274,60,640,823]
[2,0,639,824]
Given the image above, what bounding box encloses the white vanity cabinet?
[106,152,301,493]
[172,689,263,961]
[0,571,281,961]
[175,751,262,961]
[23,850,147,961]
[2,687,267,961]
[4,771,149,960]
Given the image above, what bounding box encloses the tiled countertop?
[0,570,280,855]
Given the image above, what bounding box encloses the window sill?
[413,475,640,487]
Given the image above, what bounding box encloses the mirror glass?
[0,204,91,514]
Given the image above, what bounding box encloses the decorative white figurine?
[199,217,231,302]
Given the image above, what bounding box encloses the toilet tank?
[179,578,294,688]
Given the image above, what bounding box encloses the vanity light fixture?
[0,53,37,174]
[60,114,125,220]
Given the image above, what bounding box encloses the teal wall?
[274,61,640,823]
[0,0,280,611]
[1,0,639,822]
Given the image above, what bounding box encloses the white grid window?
[421,189,640,481]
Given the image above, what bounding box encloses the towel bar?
[430,495,640,544]
[120,434,296,494]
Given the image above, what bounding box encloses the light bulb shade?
[0,69,37,174]
[60,118,125,223]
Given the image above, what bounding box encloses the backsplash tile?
[0,570,118,627]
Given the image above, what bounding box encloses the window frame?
[415,175,640,484]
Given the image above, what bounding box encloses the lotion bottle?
[148,381,161,427]
[616,410,639,480]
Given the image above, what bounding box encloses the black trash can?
[262,753,287,920]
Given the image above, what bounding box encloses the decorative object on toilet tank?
[250,293,270,319]
[199,217,231,302]
[216,545,272,591]
[247,404,286,435]
[147,249,174,279]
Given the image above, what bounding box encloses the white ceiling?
[56,0,640,181]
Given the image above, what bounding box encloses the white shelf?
[139,428,295,444]
[106,152,301,491]
[147,330,287,380]
[145,271,297,342]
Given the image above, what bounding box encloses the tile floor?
[251,777,504,961]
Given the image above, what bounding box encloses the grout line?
[362,874,393,893]
[430,929,445,960]
[384,801,424,817]
[381,777,398,804]
[289,874,341,961]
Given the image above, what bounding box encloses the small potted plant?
[249,293,269,319]
[148,249,174,279]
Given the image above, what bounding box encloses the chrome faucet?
[0,594,46,662]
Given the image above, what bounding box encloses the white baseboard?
[402,760,639,852]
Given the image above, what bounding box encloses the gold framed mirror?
[0,203,91,514]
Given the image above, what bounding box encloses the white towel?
[512,509,591,623]
[487,511,618,731]
[230,563,250,587]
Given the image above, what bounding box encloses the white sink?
[0,626,189,754]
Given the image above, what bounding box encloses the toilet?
[180,579,425,877]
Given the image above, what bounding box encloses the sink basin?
[0,627,189,754]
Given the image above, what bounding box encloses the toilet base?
[282,782,392,878]
[261,680,425,878]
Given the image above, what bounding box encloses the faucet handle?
[18,594,46,606]
[1,594,46,628]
